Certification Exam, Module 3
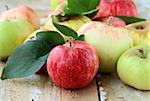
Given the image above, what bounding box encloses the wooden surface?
[0,62,99,101]
[101,73,150,101]
[0,0,150,101]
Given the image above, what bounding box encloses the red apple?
[97,16,126,27]
[0,6,40,30]
[47,40,99,89]
[93,0,137,19]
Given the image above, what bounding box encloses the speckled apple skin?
[94,0,137,19]
[47,41,99,89]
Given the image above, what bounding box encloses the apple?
[44,15,91,40]
[50,0,66,10]
[126,21,150,46]
[44,15,91,31]
[24,29,46,43]
[0,6,40,30]
[0,19,34,60]
[55,0,67,11]
[93,0,137,19]
[78,21,133,73]
[97,16,126,27]
[117,45,150,90]
[47,40,99,89]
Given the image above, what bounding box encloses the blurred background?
[0,0,51,18]
[0,0,150,19]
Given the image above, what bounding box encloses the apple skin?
[47,40,99,89]
[24,29,46,43]
[117,45,150,90]
[78,21,133,73]
[97,16,126,27]
[0,6,40,30]
[51,0,66,10]
[126,21,150,46]
[44,15,91,40]
[0,19,34,60]
[44,15,91,31]
[93,0,137,19]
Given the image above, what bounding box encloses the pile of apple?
[1,0,150,90]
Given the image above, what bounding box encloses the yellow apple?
[126,21,150,46]
[44,15,91,40]
[24,29,46,43]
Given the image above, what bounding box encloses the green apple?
[78,21,133,73]
[126,21,150,46]
[51,0,66,10]
[117,45,150,90]
[0,19,34,60]
[44,15,91,40]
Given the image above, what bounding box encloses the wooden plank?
[99,73,150,101]
[0,62,99,101]
[43,80,98,101]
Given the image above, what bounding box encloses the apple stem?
[5,5,9,11]
[106,16,113,26]
[67,37,74,48]
[69,41,72,47]
[138,48,145,58]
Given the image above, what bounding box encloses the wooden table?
[0,0,150,101]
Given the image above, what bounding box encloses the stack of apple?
[47,0,150,90]
[1,0,150,90]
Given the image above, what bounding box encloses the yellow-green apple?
[0,6,40,30]
[47,40,99,89]
[51,0,66,10]
[0,19,34,60]
[44,15,91,31]
[126,21,150,46]
[93,0,137,19]
[117,45,150,90]
[24,29,46,42]
[78,21,133,73]
[44,15,91,40]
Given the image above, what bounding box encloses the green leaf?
[1,31,65,80]
[117,16,146,24]
[76,35,85,41]
[64,0,100,17]
[36,31,65,45]
[84,9,98,18]
[64,8,80,16]
[52,16,78,39]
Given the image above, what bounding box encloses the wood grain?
[0,62,99,101]
[100,73,150,101]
